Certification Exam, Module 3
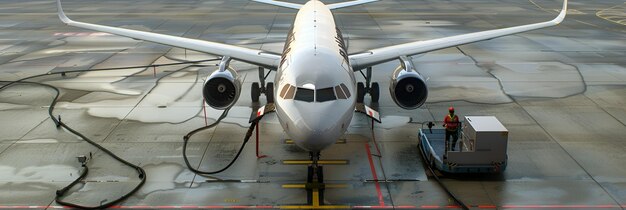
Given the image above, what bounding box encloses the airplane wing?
[348,0,567,70]
[251,0,302,9]
[252,0,377,10]
[56,0,281,69]
[327,0,378,10]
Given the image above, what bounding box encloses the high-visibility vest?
[444,114,459,131]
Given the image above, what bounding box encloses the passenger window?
[316,87,336,102]
[335,85,347,99]
[340,83,351,98]
[294,88,314,102]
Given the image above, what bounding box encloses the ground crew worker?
[443,106,460,151]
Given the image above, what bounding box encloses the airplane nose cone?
[291,102,351,151]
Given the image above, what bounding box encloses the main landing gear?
[251,67,274,103]
[357,67,380,103]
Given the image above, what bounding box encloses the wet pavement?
[1,0,625,209]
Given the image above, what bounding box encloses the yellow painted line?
[318,160,349,165]
[280,205,351,209]
[282,184,305,189]
[312,188,319,207]
[282,160,349,165]
[596,3,626,26]
[282,160,312,164]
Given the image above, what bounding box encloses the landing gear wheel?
[357,82,365,103]
[251,82,260,102]
[266,82,274,103]
[371,82,380,102]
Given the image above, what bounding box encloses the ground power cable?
[182,107,265,175]
[417,125,470,210]
[0,80,144,209]
[0,58,219,90]
[0,58,219,209]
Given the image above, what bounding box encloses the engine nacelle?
[203,66,241,110]
[389,64,428,110]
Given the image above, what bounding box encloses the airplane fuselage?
[274,0,356,152]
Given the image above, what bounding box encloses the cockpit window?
[335,86,346,99]
[294,87,314,102]
[285,85,296,99]
[340,83,351,98]
[284,84,350,102]
[316,87,336,102]
[280,85,290,98]
[280,84,296,99]
[280,84,297,99]
[335,84,350,99]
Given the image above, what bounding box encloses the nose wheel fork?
[307,152,325,205]
[357,67,380,103]
[251,67,274,103]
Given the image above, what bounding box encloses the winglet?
[552,0,568,24]
[56,0,72,24]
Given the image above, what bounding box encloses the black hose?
[0,58,218,91]
[417,133,470,210]
[182,107,263,175]
[0,81,145,209]
[0,58,219,209]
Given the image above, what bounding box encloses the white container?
[448,116,508,165]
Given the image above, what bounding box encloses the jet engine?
[202,57,241,110]
[389,56,428,110]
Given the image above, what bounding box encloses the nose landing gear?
[251,67,274,103]
[307,152,324,205]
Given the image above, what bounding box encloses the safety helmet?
[448,107,455,112]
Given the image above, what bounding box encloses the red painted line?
[364,143,385,206]
[154,206,180,208]
[369,120,382,156]
[13,204,626,209]
[502,205,620,208]
[123,206,152,209]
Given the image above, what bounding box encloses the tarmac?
[0,0,625,209]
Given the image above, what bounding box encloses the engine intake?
[203,67,241,110]
[390,64,428,110]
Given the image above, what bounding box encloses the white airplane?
[56,0,567,153]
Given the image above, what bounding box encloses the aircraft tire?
[371,82,380,102]
[266,82,274,103]
[251,82,260,102]
[357,82,365,103]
